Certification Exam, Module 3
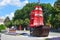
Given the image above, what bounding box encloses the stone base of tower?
[30,26,50,37]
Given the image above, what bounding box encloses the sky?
[0,0,56,20]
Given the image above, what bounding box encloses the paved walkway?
[1,31,60,40]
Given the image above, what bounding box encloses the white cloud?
[0,12,14,20]
[0,0,28,20]
[5,12,14,20]
[0,0,28,7]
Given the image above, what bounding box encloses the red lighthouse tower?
[30,6,44,27]
[30,0,50,37]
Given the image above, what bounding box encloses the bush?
[0,24,6,32]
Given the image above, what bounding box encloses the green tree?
[4,16,12,28]
[49,0,60,29]
[4,16,10,23]
[13,19,24,26]
[40,3,53,25]
[13,3,38,20]
[24,18,30,26]
[54,0,60,11]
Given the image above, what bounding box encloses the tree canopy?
[51,0,60,29]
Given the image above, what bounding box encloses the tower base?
[30,26,50,37]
